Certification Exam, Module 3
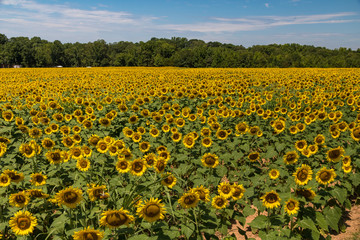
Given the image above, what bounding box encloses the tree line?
[0,33,359,68]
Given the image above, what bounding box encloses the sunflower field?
[0,67,360,240]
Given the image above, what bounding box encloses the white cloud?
[265,3,270,8]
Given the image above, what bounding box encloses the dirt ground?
[226,205,360,240]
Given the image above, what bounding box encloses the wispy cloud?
[265,3,270,8]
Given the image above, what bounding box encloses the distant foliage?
[0,33,359,68]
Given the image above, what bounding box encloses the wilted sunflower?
[260,190,281,209]
[218,182,234,199]
[178,191,200,209]
[269,169,280,180]
[211,195,228,209]
[116,158,130,173]
[9,210,37,236]
[55,186,83,208]
[130,158,147,176]
[284,198,299,215]
[201,153,219,168]
[326,146,344,162]
[137,198,166,222]
[0,173,11,187]
[77,158,91,172]
[231,183,245,201]
[87,184,109,201]
[73,227,104,240]
[183,134,195,148]
[316,167,336,185]
[192,186,210,202]
[100,209,134,229]
[248,151,260,162]
[27,189,49,199]
[161,172,177,188]
[9,191,30,208]
[154,157,167,173]
[3,170,24,183]
[30,173,47,186]
[293,164,313,185]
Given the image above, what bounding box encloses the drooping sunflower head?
[284,198,299,215]
[178,191,200,209]
[154,158,167,173]
[316,167,336,185]
[55,186,83,208]
[87,184,109,201]
[295,188,316,201]
[201,153,219,168]
[27,189,49,199]
[100,209,134,228]
[73,227,104,240]
[293,164,313,185]
[3,170,24,183]
[136,198,166,222]
[260,190,281,209]
[9,210,37,236]
[326,146,344,162]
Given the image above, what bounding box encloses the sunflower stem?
[193,207,200,237]
[165,188,176,222]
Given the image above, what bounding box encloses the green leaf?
[181,223,195,239]
[243,205,255,217]
[248,215,268,230]
[323,206,341,232]
[264,146,277,159]
[298,217,319,233]
[331,187,347,204]
[315,212,328,231]
[128,234,150,240]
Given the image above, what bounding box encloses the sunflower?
[0,173,11,187]
[216,129,228,140]
[88,134,101,147]
[283,151,299,165]
[99,117,111,127]
[342,156,351,166]
[137,198,166,222]
[211,195,228,209]
[260,190,281,209]
[9,210,37,236]
[149,128,160,137]
[289,125,298,134]
[273,119,286,134]
[82,145,92,158]
[161,172,177,188]
[120,148,133,161]
[342,165,352,173]
[192,186,210,202]
[231,183,245,201]
[158,150,171,162]
[218,182,234,199]
[200,127,212,137]
[201,153,219,168]
[3,170,24,183]
[55,186,83,208]
[171,132,182,142]
[201,137,212,148]
[100,209,134,229]
[29,127,42,139]
[130,158,147,176]
[178,191,200,209]
[183,134,195,148]
[9,191,30,208]
[87,184,109,201]
[73,227,104,240]
[116,158,130,173]
[351,126,360,141]
[326,146,344,162]
[139,141,150,153]
[96,140,108,154]
[248,151,260,162]
[269,169,280,180]
[307,144,318,155]
[154,157,167,173]
[2,110,14,121]
[77,158,91,172]
[27,189,49,199]
[316,167,336,185]
[295,140,307,152]
[0,142,7,158]
[235,122,248,134]
[295,188,316,200]
[41,138,55,150]
[284,198,299,215]
[132,132,142,142]
[294,164,313,185]
[62,136,75,148]
[30,173,47,186]
[314,134,325,145]
[46,149,63,164]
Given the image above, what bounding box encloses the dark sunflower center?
[265,193,278,203]
[329,149,340,159]
[17,217,31,230]
[84,232,98,240]
[196,190,206,200]
[185,138,193,145]
[1,176,9,183]
[218,131,226,138]
[297,169,308,181]
[118,161,128,169]
[140,143,148,150]
[44,141,53,148]
[52,153,61,162]
[271,171,278,176]
[145,204,160,217]
[11,174,21,181]
[35,175,44,182]
[353,128,360,138]
[106,212,127,226]
[203,139,210,145]
[320,171,331,181]
[156,161,165,172]
[205,156,216,165]
[24,146,34,154]
[287,201,295,210]
[184,195,197,205]
[275,123,283,130]
[63,191,78,203]
[297,142,305,149]
[133,162,143,172]
[15,195,26,203]
[164,176,174,184]
[80,160,88,168]
[221,186,231,194]
[249,153,259,160]
[93,189,103,198]
[215,198,225,206]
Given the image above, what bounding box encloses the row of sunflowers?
[0,67,359,240]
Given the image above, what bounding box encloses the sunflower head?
[218,182,233,199]
[201,153,219,168]
[293,164,313,185]
[211,195,228,209]
[260,190,281,209]
[269,169,280,180]
[130,159,147,176]
[100,209,134,228]
[248,151,260,162]
[192,186,210,202]
[161,172,177,188]
[178,191,200,209]
[30,173,47,186]
[77,158,91,172]
[315,167,336,185]
[137,198,166,222]
[0,173,11,187]
[9,191,30,208]
[73,227,104,240]
[326,146,345,162]
[284,198,299,215]
[87,184,109,201]
[295,188,316,201]
[231,183,245,201]
[283,151,299,165]
[55,186,83,208]
[9,210,37,236]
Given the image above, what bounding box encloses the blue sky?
[0,0,359,49]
